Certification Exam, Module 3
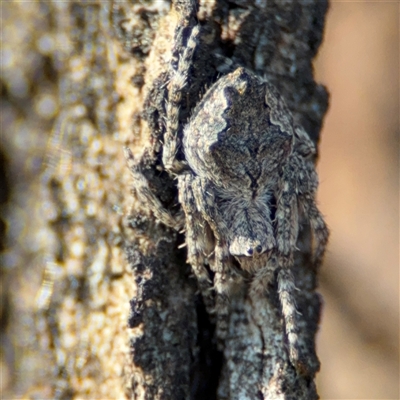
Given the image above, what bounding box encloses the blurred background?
[1,1,398,399]
[314,1,399,398]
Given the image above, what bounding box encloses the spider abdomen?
[183,68,293,190]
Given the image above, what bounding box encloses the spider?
[125,0,328,375]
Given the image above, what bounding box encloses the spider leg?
[163,13,200,173]
[188,175,238,344]
[191,176,236,294]
[178,173,215,314]
[297,158,329,270]
[293,127,329,271]
[124,147,184,230]
[274,166,304,372]
[301,192,329,269]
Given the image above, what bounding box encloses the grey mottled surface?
[1,1,328,399]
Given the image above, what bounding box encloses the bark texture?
[1,1,328,399]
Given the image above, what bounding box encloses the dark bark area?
[1,1,328,399]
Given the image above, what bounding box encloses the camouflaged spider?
[125,2,328,374]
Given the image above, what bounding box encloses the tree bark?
[1,1,328,399]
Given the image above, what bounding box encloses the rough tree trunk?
[1,1,328,399]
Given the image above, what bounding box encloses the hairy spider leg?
[274,163,304,372]
[163,20,200,173]
[178,173,215,314]
[297,156,329,270]
[124,147,184,230]
[301,192,329,270]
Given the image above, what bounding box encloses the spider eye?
[245,245,263,256]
